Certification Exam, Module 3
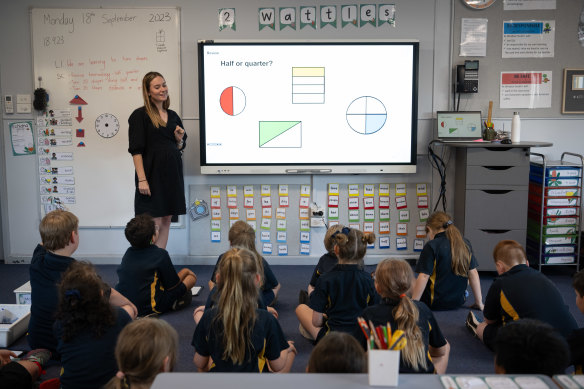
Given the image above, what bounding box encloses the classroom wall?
[1,0,580,264]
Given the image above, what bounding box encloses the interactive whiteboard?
[198,40,419,175]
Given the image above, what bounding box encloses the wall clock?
[95,113,120,138]
[462,0,497,9]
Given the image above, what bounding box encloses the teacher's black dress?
[128,106,186,219]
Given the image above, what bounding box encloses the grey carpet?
[1,263,582,376]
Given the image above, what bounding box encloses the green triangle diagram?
[259,121,301,147]
[448,128,457,134]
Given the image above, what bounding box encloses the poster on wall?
[460,18,488,57]
[502,20,555,58]
[500,71,552,109]
[503,0,556,10]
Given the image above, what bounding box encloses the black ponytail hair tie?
[443,220,453,229]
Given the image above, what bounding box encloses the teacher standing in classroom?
[128,71,187,249]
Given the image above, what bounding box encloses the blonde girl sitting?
[192,247,296,372]
[412,211,483,311]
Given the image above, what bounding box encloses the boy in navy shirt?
[28,210,137,356]
[116,214,196,316]
[466,240,577,351]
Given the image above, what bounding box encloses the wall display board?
[188,182,429,258]
[31,8,181,227]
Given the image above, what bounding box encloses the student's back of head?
[573,269,584,300]
[307,332,366,373]
[332,227,375,263]
[494,319,569,376]
[228,220,264,283]
[39,210,78,251]
[324,224,344,254]
[105,318,178,389]
[125,213,156,248]
[217,247,259,365]
[426,211,471,277]
[375,258,428,371]
[493,240,527,269]
[56,261,114,342]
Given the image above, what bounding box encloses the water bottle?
[511,112,521,143]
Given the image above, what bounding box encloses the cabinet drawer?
[465,228,526,271]
[466,165,529,186]
[465,189,528,229]
[466,147,529,166]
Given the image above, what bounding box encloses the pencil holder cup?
[368,349,400,386]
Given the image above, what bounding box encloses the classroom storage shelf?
[527,152,583,272]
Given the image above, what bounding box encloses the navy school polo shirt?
[483,264,577,338]
[28,244,75,353]
[309,264,378,332]
[353,298,447,373]
[415,231,478,310]
[192,307,289,372]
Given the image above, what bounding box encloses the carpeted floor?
[1,262,582,377]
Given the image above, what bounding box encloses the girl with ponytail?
[412,211,484,311]
[192,247,296,372]
[296,227,378,343]
[355,259,450,374]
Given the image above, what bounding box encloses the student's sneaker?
[298,323,315,341]
[298,290,309,305]
[172,289,193,311]
[466,311,480,337]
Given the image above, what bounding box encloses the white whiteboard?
[31,8,181,227]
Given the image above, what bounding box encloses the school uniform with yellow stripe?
[482,264,577,351]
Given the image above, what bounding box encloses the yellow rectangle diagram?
[292,67,325,77]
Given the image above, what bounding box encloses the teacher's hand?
[138,179,151,196]
[174,125,185,143]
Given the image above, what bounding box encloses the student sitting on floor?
[104,318,178,389]
[466,240,577,351]
[412,211,483,311]
[306,332,366,373]
[568,269,584,374]
[354,258,450,374]
[192,247,296,373]
[115,214,197,317]
[493,319,570,376]
[296,227,377,343]
[208,221,280,307]
[299,224,344,305]
[28,210,137,358]
[54,261,134,389]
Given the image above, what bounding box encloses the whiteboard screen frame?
[198,40,419,175]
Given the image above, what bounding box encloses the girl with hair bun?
[296,227,378,343]
[412,211,483,311]
[104,318,178,389]
[354,258,450,374]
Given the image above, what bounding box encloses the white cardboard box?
[13,281,31,304]
[0,304,31,347]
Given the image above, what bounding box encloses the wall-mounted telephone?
[456,60,479,93]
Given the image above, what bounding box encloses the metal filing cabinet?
[453,146,531,271]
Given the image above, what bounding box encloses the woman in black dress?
[128,72,186,249]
